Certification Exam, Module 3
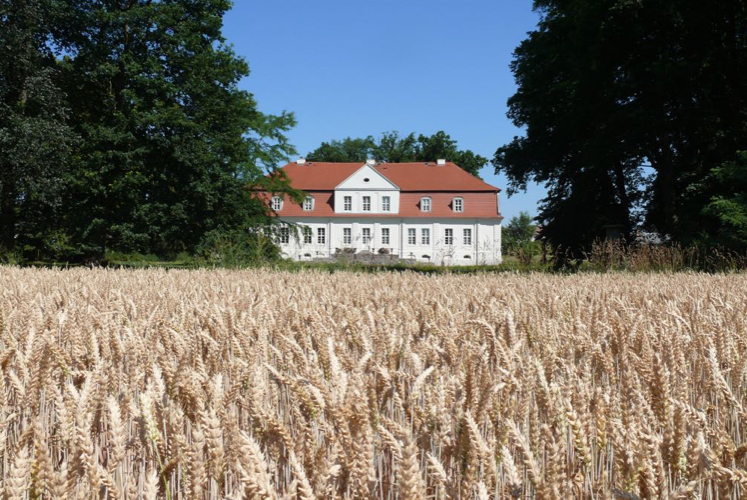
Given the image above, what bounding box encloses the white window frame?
[362,196,371,212]
[463,228,472,245]
[279,227,289,244]
[381,228,390,245]
[407,228,416,245]
[303,226,312,244]
[453,197,463,213]
[382,196,391,212]
[362,228,372,244]
[421,228,430,245]
[271,196,283,211]
[317,227,326,244]
[302,196,314,211]
[421,197,432,212]
[444,228,454,245]
[343,196,352,211]
[343,227,352,244]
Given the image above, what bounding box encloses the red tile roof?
[263,192,501,219]
[279,162,500,192]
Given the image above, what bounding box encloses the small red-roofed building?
[264,158,503,265]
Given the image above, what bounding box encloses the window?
[453,197,463,213]
[271,196,283,211]
[463,228,472,245]
[303,226,312,244]
[343,227,352,244]
[302,196,314,211]
[382,196,391,212]
[381,228,390,245]
[343,196,352,211]
[445,228,454,245]
[362,228,372,244]
[421,197,432,212]
[317,227,326,244]
[362,196,371,211]
[421,228,430,245]
[407,228,416,245]
[279,227,289,244]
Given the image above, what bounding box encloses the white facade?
[278,217,502,265]
[273,162,503,266]
[333,164,401,214]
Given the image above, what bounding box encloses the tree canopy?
[307,131,489,178]
[494,0,747,257]
[0,0,297,261]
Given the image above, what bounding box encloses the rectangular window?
[382,196,391,212]
[303,226,312,244]
[302,197,313,211]
[271,196,283,211]
[408,228,416,245]
[343,227,352,244]
[445,228,453,245]
[463,228,472,245]
[279,227,289,244]
[343,196,352,211]
[381,228,390,245]
[362,228,372,244]
[453,198,463,213]
[421,228,430,245]
[317,227,326,244]
[362,196,371,211]
[421,197,431,212]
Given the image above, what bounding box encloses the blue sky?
[222,0,544,221]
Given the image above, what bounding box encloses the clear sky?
[222,0,545,221]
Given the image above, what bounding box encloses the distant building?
[263,159,504,265]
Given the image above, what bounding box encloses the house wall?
[279,217,502,266]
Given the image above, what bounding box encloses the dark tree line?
[307,131,489,178]
[1,0,297,262]
[495,0,747,258]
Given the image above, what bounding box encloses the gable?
[335,164,400,190]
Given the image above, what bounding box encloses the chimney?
[436,159,446,166]
[296,157,306,165]
[366,159,376,166]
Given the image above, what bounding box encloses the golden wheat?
[0,267,746,499]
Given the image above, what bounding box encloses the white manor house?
[264,159,504,265]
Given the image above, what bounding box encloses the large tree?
[307,131,489,178]
[0,0,75,255]
[57,0,296,258]
[494,0,747,256]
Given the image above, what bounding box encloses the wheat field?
[0,268,746,499]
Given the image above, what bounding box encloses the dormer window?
[302,196,314,211]
[421,197,432,212]
[453,197,464,213]
[271,196,283,211]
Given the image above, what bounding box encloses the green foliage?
[495,0,747,257]
[196,229,282,268]
[700,152,747,249]
[0,0,76,258]
[502,212,541,268]
[1,0,298,263]
[307,131,489,178]
[56,0,298,259]
[502,212,536,252]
